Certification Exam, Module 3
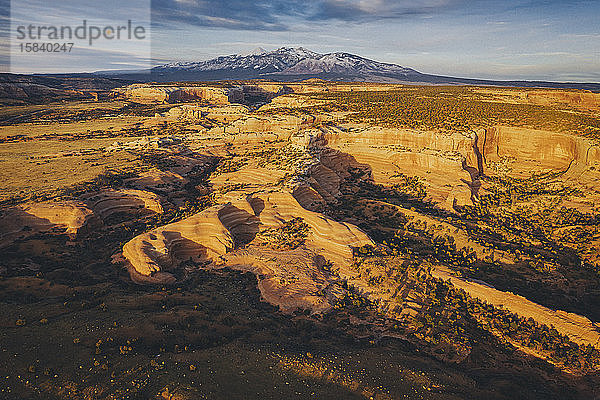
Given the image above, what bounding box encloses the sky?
[2,0,599,82]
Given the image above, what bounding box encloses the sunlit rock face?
[120,191,373,309]
[110,84,242,104]
[323,126,479,209]
[0,201,96,248]
[5,78,600,397]
[80,189,163,222]
[480,125,600,176]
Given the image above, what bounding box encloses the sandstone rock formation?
[258,94,331,110]
[0,201,95,248]
[323,126,478,209]
[432,266,600,347]
[162,104,249,122]
[119,191,373,310]
[479,125,600,176]
[124,169,188,192]
[80,189,163,222]
[216,114,319,136]
[111,84,243,104]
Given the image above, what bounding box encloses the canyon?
[1,80,600,399]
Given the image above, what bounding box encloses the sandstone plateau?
[2,80,600,399]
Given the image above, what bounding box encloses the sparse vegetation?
[258,217,310,250]
[312,87,600,139]
[2,81,600,399]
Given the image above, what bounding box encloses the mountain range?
[150,47,420,81]
[97,47,599,91]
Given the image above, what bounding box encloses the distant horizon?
[11,46,599,86]
[150,0,600,83]
[154,46,600,84]
[3,1,599,82]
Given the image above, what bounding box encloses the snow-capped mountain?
[280,52,417,76]
[151,47,423,81]
[93,47,600,90]
[154,47,320,74]
[241,47,268,56]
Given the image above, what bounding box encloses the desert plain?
[1,79,600,399]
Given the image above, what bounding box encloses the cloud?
[9,45,152,73]
[150,0,461,31]
[151,0,292,31]
[0,0,8,33]
[0,0,8,71]
[110,0,600,32]
[311,0,457,21]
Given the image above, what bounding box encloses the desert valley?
[0,70,599,399]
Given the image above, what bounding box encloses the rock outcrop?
[216,114,319,136]
[80,189,163,222]
[111,84,243,104]
[162,104,249,122]
[323,126,478,209]
[479,125,600,176]
[0,201,96,248]
[432,266,600,348]
[119,191,373,311]
[124,169,189,194]
[258,94,331,110]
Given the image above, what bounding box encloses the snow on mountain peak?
[154,47,420,78]
[242,47,268,56]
